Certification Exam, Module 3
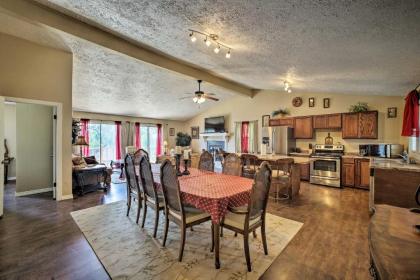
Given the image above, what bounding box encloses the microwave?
[359,144,403,158]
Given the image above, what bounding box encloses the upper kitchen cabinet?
[294,116,313,139]
[342,111,378,139]
[313,114,342,129]
[269,117,294,127]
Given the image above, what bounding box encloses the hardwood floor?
[0,178,369,280]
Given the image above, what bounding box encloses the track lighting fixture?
[284,81,292,93]
[188,29,233,59]
[189,31,197,42]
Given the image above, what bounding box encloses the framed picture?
[191,126,199,139]
[309,97,315,107]
[323,98,330,108]
[387,107,397,118]
[262,115,270,127]
[169,128,175,136]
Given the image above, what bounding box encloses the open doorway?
[1,99,57,217]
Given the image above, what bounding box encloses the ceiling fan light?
[198,97,206,104]
[193,96,198,103]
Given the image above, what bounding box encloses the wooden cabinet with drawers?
[294,116,313,139]
[298,162,310,181]
[341,157,370,189]
[342,111,378,139]
[269,117,294,127]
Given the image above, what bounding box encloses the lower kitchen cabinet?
[299,162,310,181]
[341,157,370,189]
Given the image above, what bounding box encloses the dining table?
[149,163,254,269]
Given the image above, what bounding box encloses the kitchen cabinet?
[358,111,378,139]
[355,158,370,189]
[342,158,355,187]
[299,162,310,181]
[342,111,378,139]
[313,114,342,129]
[341,157,370,189]
[294,116,313,139]
[327,114,342,128]
[269,117,294,127]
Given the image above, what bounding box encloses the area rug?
[71,201,303,280]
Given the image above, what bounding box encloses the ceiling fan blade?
[183,93,193,95]
[179,97,192,100]
[204,96,219,101]
[205,92,216,96]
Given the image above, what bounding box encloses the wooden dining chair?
[222,153,242,176]
[240,154,259,179]
[160,160,212,261]
[198,150,214,172]
[220,161,272,271]
[124,153,143,224]
[134,148,149,165]
[138,156,165,238]
[271,158,296,201]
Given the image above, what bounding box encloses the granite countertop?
[370,158,420,173]
[248,153,313,164]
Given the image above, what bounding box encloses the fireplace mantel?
[199,132,231,151]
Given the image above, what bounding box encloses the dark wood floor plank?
[0,180,369,279]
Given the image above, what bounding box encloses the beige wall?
[185,90,406,153]
[72,111,186,150]
[4,103,16,178]
[16,103,53,193]
[0,33,73,199]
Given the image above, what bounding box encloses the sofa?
[72,155,112,195]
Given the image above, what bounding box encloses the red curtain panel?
[241,121,249,153]
[135,122,141,149]
[80,119,90,156]
[401,90,419,137]
[156,124,162,156]
[115,121,122,160]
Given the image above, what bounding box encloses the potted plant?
[175,132,192,154]
[349,102,369,113]
[271,107,290,118]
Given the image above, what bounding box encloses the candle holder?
[175,154,183,176]
[182,159,190,175]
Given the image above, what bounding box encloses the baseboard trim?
[15,187,53,197]
[60,194,74,200]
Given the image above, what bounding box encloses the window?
[87,122,116,164]
[141,125,158,163]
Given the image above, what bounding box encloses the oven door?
[310,157,340,178]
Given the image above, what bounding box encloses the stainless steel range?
[310,144,344,188]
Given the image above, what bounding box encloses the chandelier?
[188,29,232,59]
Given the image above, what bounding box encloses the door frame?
[1,96,64,201]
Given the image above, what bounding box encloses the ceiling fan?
[179,80,219,104]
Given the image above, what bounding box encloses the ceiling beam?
[0,0,255,97]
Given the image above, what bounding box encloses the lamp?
[73,135,89,159]
[188,29,233,59]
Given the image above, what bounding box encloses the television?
[204,116,225,133]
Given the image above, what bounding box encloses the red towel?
[401,90,419,137]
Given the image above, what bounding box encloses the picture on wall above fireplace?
[191,126,199,139]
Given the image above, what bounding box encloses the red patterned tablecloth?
[150,164,253,223]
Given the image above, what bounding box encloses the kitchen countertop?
[370,158,420,173]
[237,153,313,164]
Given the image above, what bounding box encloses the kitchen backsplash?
[296,130,404,153]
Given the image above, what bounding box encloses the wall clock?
[292,97,303,107]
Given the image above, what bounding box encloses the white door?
[0,96,5,217]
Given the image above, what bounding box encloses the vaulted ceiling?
[36,0,420,96]
[2,1,420,121]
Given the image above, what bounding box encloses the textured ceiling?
[0,9,235,121]
[35,0,420,96]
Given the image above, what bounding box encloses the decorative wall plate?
[292,97,303,107]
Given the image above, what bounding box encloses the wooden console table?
[369,205,420,279]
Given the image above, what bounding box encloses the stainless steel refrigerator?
[262,126,296,155]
